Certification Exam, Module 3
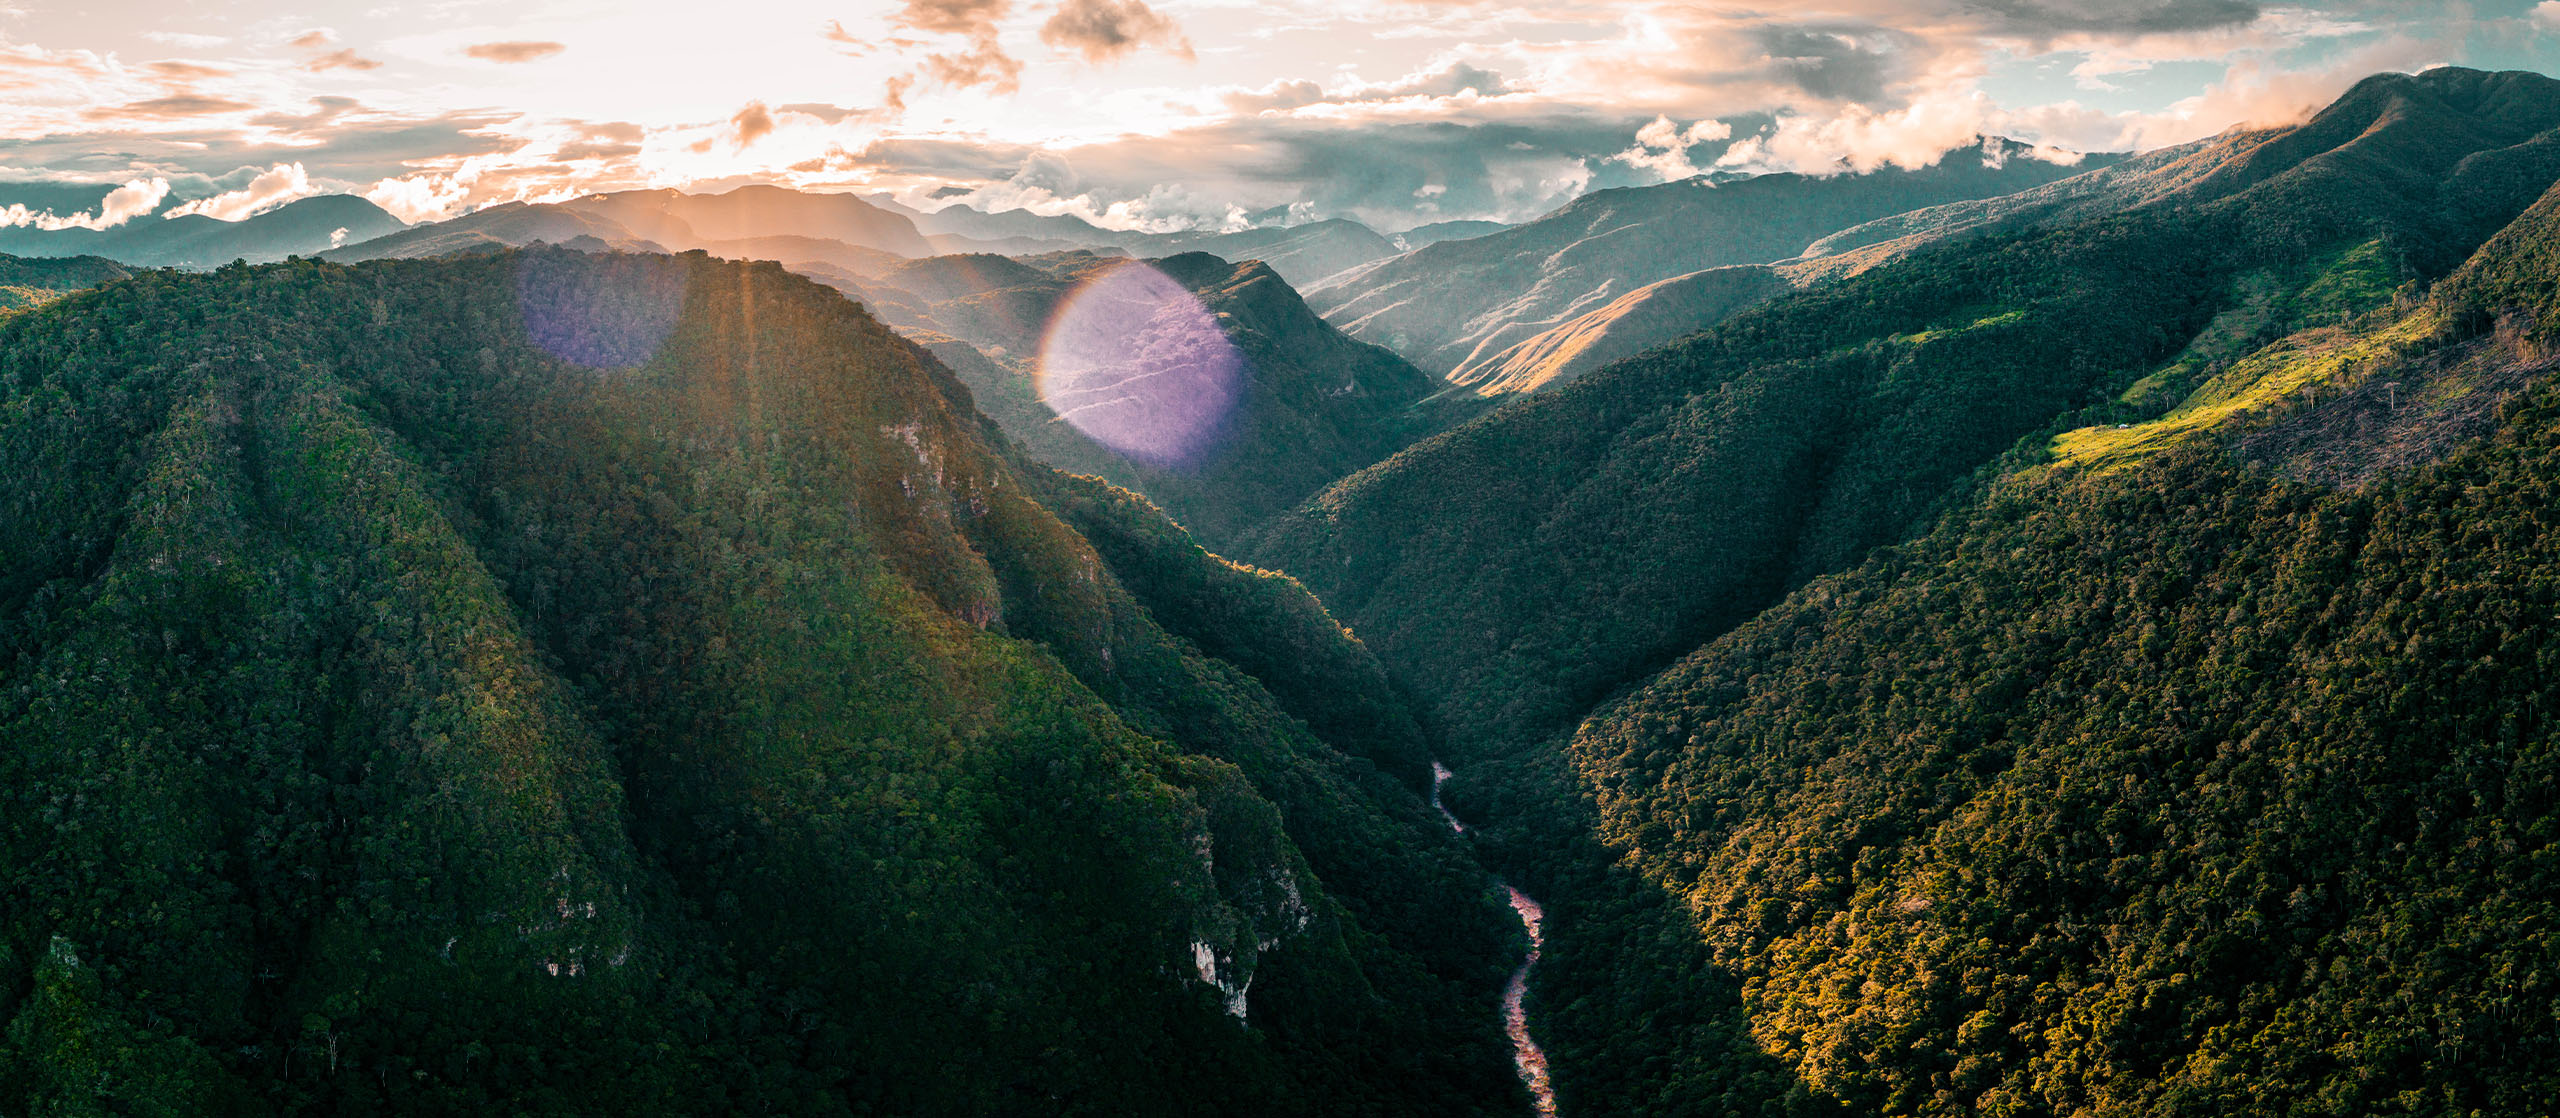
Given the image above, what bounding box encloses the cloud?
[1219,61,1518,114]
[251,96,363,133]
[89,94,255,120]
[1040,0,1192,64]
[853,104,1695,232]
[143,60,230,80]
[1967,0,2262,37]
[919,37,1022,95]
[140,31,228,49]
[464,41,566,63]
[883,0,1022,100]
[2112,32,2447,147]
[1610,115,1735,180]
[305,49,382,72]
[895,0,1009,37]
[364,172,474,223]
[289,29,380,71]
[164,162,313,220]
[0,177,170,230]
[2536,2,2560,31]
[730,101,774,148]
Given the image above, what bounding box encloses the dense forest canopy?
[0,247,1521,1116]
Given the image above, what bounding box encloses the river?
[1431,761,1558,1118]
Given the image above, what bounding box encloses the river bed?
[1431,762,1558,1118]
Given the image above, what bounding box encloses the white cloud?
[0,177,171,230]
[2535,2,2560,31]
[1610,115,1734,180]
[363,171,477,223]
[165,163,313,221]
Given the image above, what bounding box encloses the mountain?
[562,185,935,258]
[1145,221,1401,290]
[1304,137,2126,387]
[0,195,408,267]
[0,253,129,308]
[1252,67,2560,761]
[1565,166,2560,1118]
[1243,65,2560,1114]
[0,247,1522,1115]
[864,196,1400,289]
[325,200,665,261]
[1790,68,2560,286]
[810,250,1452,550]
[1458,264,1789,395]
[871,195,1122,248]
[1394,220,1508,251]
[331,187,933,270]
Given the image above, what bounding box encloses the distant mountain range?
[0,193,406,267]
[1304,137,2126,392]
[867,194,1405,289]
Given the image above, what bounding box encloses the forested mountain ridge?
[0,248,1520,1115]
[1790,67,2560,285]
[1565,171,2560,1117]
[1248,66,2560,769]
[0,253,129,309]
[1302,137,2122,386]
[817,250,1455,551]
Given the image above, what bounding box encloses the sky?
[0,1,2552,233]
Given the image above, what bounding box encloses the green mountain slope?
[1570,177,2560,1116]
[1250,67,2560,768]
[1462,265,1789,395]
[0,249,1518,1115]
[820,251,1454,551]
[0,253,129,309]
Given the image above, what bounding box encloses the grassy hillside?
[0,249,1519,1115]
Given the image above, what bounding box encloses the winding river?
[1431,762,1558,1118]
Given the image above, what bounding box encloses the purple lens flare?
[1037,261,1244,467]
[515,250,690,370]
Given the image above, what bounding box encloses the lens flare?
[515,250,690,369]
[1037,260,1244,467]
